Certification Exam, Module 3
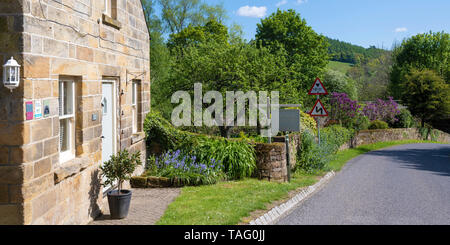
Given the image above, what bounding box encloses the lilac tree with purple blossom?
[362,97,401,124]
[329,92,362,126]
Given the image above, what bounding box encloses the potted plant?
[100,149,142,219]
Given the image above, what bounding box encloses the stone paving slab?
[90,188,181,225]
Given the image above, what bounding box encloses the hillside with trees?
[326,37,388,64]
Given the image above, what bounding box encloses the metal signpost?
[279,109,300,183]
[308,78,329,145]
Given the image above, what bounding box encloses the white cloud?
[236,6,267,18]
[395,27,408,33]
[296,0,308,4]
[276,0,288,7]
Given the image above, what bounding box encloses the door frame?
[101,79,118,193]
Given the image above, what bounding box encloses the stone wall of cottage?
[0,0,150,224]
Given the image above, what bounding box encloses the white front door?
[102,81,116,165]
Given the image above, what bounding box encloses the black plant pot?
[107,189,132,219]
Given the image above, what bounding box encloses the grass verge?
[156,140,445,225]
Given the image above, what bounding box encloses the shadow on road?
[365,144,450,177]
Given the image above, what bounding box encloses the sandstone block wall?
[340,128,450,150]
[0,0,150,225]
[254,143,288,182]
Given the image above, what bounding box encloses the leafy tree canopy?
[326,37,388,64]
[400,69,450,126]
[323,69,358,100]
[255,9,329,68]
[390,31,450,98]
[167,18,229,51]
[255,9,329,107]
[158,0,227,34]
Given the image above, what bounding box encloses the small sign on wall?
[25,101,33,120]
[43,100,50,118]
[35,100,42,119]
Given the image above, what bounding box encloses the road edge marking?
[248,170,336,225]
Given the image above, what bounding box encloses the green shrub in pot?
[100,149,142,219]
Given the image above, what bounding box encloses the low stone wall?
[130,176,176,188]
[254,143,288,182]
[254,128,450,184]
[272,134,300,171]
[340,128,450,150]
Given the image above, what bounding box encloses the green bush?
[321,125,354,152]
[143,111,190,152]
[391,109,416,128]
[100,150,142,193]
[297,129,330,173]
[368,120,389,130]
[350,114,370,131]
[190,137,256,180]
[297,126,354,173]
[143,111,256,181]
[301,111,317,134]
[418,125,440,141]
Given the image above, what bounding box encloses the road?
[277,143,450,225]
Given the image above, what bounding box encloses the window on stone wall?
[105,0,118,20]
[132,80,141,134]
[59,80,76,163]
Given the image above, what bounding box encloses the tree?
[348,53,393,101]
[400,69,450,127]
[167,18,228,51]
[141,0,173,119]
[323,69,358,100]
[255,9,328,67]
[158,0,227,34]
[168,34,296,137]
[255,9,329,106]
[390,31,449,98]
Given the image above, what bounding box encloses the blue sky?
[192,0,450,49]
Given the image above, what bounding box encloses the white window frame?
[104,0,117,19]
[104,0,110,15]
[59,80,76,163]
[132,81,138,134]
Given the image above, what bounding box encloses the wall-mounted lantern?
[3,57,21,92]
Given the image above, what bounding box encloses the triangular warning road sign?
[309,99,328,117]
[308,78,328,95]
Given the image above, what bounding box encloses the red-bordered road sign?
[309,99,328,117]
[308,77,328,95]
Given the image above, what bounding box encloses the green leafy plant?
[297,126,353,173]
[419,127,430,140]
[391,108,416,128]
[100,150,142,194]
[148,150,225,186]
[297,129,331,173]
[191,138,256,180]
[301,111,317,134]
[143,111,189,152]
[321,125,354,152]
[349,114,370,131]
[144,112,256,181]
[430,129,441,142]
[368,120,389,130]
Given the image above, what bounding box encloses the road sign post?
[308,78,329,146]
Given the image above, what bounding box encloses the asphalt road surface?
[277,143,450,225]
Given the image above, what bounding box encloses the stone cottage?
[0,0,150,224]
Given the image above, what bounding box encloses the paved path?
[90,188,180,225]
[277,143,450,225]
